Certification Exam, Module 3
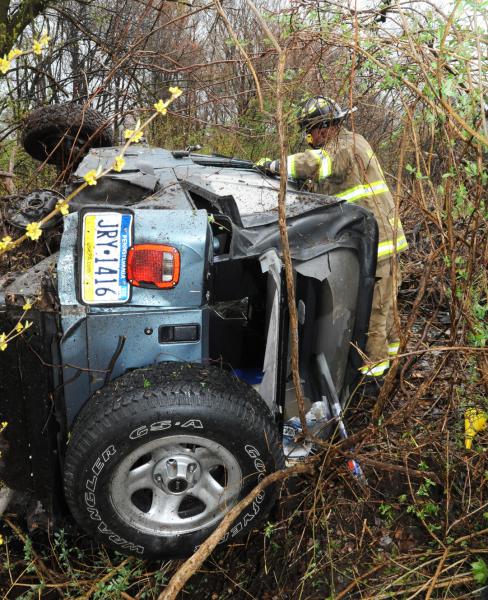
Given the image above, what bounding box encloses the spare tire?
[22,103,113,167]
[64,362,284,559]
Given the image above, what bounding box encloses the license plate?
[81,211,133,304]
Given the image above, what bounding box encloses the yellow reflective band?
[335,183,364,201]
[287,155,297,179]
[359,360,390,377]
[311,149,332,181]
[319,151,331,180]
[377,235,409,258]
[388,342,400,356]
[335,180,389,203]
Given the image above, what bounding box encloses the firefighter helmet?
[298,96,356,132]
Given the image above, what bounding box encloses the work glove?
[465,408,488,450]
[254,157,274,174]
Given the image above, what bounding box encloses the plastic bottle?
[308,400,328,422]
[282,401,330,464]
[282,416,311,462]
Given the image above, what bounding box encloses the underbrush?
[1,249,487,599]
[1,1,487,597]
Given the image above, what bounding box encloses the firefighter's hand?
[254,157,274,174]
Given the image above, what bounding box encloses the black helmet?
[298,96,356,132]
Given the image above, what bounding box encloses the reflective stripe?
[286,150,331,181]
[335,183,364,201]
[359,360,390,377]
[388,342,400,356]
[269,160,280,174]
[287,156,297,179]
[319,153,332,180]
[335,180,389,203]
[377,235,409,258]
[334,178,409,259]
[310,149,332,181]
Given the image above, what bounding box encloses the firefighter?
[257,96,408,382]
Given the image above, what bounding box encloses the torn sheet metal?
[74,146,162,191]
[294,253,332,281]
[228,202,377,267]
[173,166,342,227]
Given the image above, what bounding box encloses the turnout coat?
[270,128,408,262]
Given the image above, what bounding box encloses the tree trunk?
[0,0,53,58]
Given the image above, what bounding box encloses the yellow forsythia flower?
[25,222,42,241]
[169,86,183,98]
[0,534,4,545]
[7,48,22,60]
[22,301,32,311]
[24,320,33,330]
[56,199,70,216]
[15,322,24,333]
[154,100,168,115]
[112,155,125,172]
[0,57,11,74]
[32,32,50,55]
[123,128,143,143]
[0,334,7,351]
[83,169,99,186]
[0,421,7,433]
[0,236,13,251]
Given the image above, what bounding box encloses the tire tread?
[63,363,283,557]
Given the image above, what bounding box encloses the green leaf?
[441,78,456,98]
[471,558,488,584]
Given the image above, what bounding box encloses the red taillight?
[127,244,180,289]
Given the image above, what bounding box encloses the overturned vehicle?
[0,112,378,558]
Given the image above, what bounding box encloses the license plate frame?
[78,208,133,305]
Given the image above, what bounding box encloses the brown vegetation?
[1,0,487,598]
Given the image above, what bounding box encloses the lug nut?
[186,463,197,485]
[167,458,178,476]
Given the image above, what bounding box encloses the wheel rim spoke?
[191,472,226,513]
[152,444,191,462]
[127,461,155,494]
[193,447,221,472]
[148,489,182,522]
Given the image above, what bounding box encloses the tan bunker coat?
[270,128,408,375]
